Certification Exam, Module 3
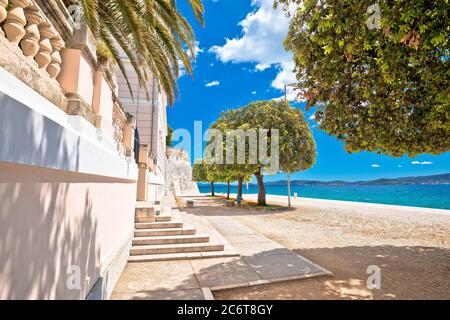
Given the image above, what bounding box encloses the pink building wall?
[0,163,135,299]
[58,49,94,105]
[0,65,138,299]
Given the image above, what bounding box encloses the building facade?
[116,56,168,203]
[0,0,146,299]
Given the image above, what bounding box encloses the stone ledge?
[66,92,96,125]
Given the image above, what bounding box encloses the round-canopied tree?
[192,160,215,196]
[277,0,450,157]
[209,100,316,206]
[241,100,316,206]
[208,110,256,201]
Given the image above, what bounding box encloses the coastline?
[207,192,450,214]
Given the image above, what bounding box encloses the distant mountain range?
[265,173,450,186]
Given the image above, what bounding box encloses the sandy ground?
[191,194,450,300]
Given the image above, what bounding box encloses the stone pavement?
[112,208,331,300]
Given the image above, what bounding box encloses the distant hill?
[265,173,450,186]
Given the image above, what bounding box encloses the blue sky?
[168,0,450,182]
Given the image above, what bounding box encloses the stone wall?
[165,148,199,196]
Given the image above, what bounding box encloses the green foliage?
[166,125,174,147]
[223,100,317,174]
[277,0,450,156]
[75,0,205,105]
[192,160,209,182]
[208,99,316,205]
[208,109,257,182]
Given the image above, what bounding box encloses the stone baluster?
[35,20,52,70]
[3,0,29,45]
[0,0,8,37]
[47,35,64,79]
[21,5,42,62]
[112,116,121,151]
[122,114,136,158]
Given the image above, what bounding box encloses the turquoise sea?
[198,184,450,210]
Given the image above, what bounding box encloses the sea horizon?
[198,183,450,210]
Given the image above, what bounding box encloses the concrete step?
[135,221,183,229]
[128,250,239,262]
[135,216,155,223]
[132,234,210,246]
[134,227,196,237]
[130,242,225,255]
[155,215,171,222]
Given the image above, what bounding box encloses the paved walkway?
[112,196,331,300]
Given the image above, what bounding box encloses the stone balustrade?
[0,0,135,159]
[113,99,127,155]
[1,0,65,79]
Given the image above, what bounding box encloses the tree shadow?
[214,245,450,300]
[0,94,102,299]
[0,93,80,173]
[177,195,296,216]
[0,167,100,299]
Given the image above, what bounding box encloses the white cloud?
[209,0,298,100]
[205,80,220,87]
[255,63,271,71]
[308,114,315,120]
[371,164,381,168]
[251,91,257,95]
[411,161,433,165]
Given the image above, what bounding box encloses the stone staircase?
[129,203,238,262]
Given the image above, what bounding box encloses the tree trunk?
[227,181,230,199]
[211,182,215,196]
[255,170,266,206]
[237,176,244,200]
[287,173,291,207]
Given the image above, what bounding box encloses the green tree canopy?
[192,159,216,196]
[277,0,450,157]
[166,125,173,147]
[208,109,256,200]
[192,159,208,182]
[207,100,316,205]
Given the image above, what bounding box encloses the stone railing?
[2,0,65,78]
[0,0,136,159]
[0,0,70,109]
[112,98,126,155]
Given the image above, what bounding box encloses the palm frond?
[75,0,204,105]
